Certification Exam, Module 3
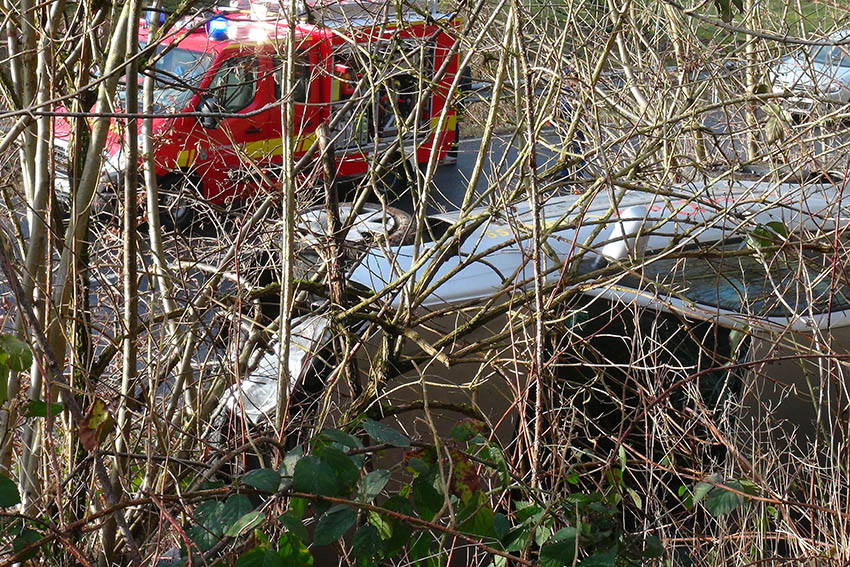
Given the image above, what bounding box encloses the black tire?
[158,173,199,232]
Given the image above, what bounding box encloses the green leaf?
[704,483,745,517]
[642,534,664,559]
[278,532,313,566]
[749,221,789,250]
[0,335,32,372]
[363,419,410,447]
[278,447,302,478]
[714,0,731,22]
[235,547,285,567]
[12,528,41,562]
[221,495,254,533]
[352,524,385,564]
[693,481,713,504]
[243,468,282,493]
[380,495,414,555]
[617,445,626,470]
[189,496,251,551]
[407,457,430,475]
[358,469,390,503]
[626,487,642,510]
[0,365,9,405]
[412,472,443,521]
[494,513,511,540]
[23,400,64,418]
[189,501,224,551]
[313,505,357,546]
[0,473,20,507]
[450,419,488,443]
[319,429,363,449]
[320,446,360,493]
[292,456,338,497]
[460,505,495,539]
[279,511,309,543]
[581,546,617,567]
[226,511,265,537]
[540,527,578,567]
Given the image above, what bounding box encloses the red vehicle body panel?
[72,6,459,207]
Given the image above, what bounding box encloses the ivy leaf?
[714,0,732,22]
[748,221,788,250]
[358,469,390,503]
[292,456,338,497]
[78,399,115,451]
[0,335,32,372]
[0,472,21,507]
[225,511,264,537]
[352,524,385,564]
[363,419,410,447]
[313,505,357,546]
[243,468,281,493]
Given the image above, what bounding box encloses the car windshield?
[808,43,850,67]
[622,242,850,319]
[133,43,214,112]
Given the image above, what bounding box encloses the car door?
[269,46,322,170]
[195,53,276,204]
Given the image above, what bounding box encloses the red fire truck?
[58,0,460,229]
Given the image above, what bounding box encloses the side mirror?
[197,96,220,129]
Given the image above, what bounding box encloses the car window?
[273,55,311,103]
[621,242,850,318]
[809,44,850,68]
[209,56,258,112]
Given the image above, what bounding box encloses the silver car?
[221,178,850,451]
[772,30,850,115]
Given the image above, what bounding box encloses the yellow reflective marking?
[430,114,457,132]
[243,139,266,157]
[176,149,195,167]
[297,132,317,153]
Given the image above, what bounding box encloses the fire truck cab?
[67,0,460,228]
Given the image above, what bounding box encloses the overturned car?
[217,176,850,471]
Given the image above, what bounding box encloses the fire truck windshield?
[134,43,214,112]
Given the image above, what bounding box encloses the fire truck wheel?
[158,174,199,232]
[296,202,412,247]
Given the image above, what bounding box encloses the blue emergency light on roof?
[144,9,166,27]
[207,16,229,40]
